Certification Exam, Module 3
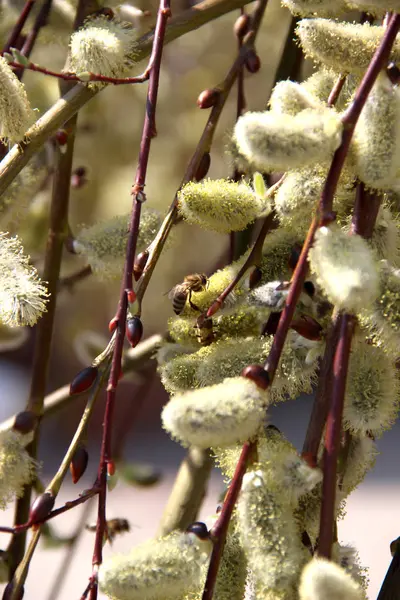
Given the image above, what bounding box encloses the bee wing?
[166,284,186,299]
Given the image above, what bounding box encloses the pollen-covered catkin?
[177,179,264,233]
[0,233,48,327]
[0,56,33,143]
[73,209,161,280]
[296,19,400,75]
[339,435,377,496]
[299,557,363,600]
[345,0,400,17]
[353,73,400,190]
[308,224,379,312]
[161,376,269,449]
[269,81,322,116]
[237,469,307,596]
[98,531,211,600]
[234,108,343,172]
[0,430,35,508]
[69,16,137,87]
[343,341,399,436]
[281,0,347,17]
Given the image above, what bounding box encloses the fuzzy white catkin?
[162,376,269,449]
[282,0,347,17]
[237,470,307,596]
[299,557,363,600]
[0,233,49,327]
[0,430,35,509]
[0,56,33,143]
[99,531,211,600]
[234,108,343,172]
[178,179,264,233]
[269,81,322,116]
[308,224,379,312]
[69,16,137,86]
[353,73,400,190]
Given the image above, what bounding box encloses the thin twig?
[2,0,36,54]
[88,4,170,598]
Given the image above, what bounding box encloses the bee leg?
[188,290,201,312]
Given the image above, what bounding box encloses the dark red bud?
[71,166,87,189]
[126,317,143,348]
[74,166,86,177]
[290,315,323,341]
[29,492,55,524]
[126,289,136,304]
[234,13,250,39]
[109,316,118,333]
[241,364,270,390]
[70,445,89,484]
[55,129,68,146]
[245,50,261,73]
[249,266,262,290]
[319,211,336,227]
[133,250,149,281]
[13,411,37,435]
[194,152,211,182]
[197,88,220,109]
[261,312,281,336]
[3,582,24,600]
[107,460,116,476]
[186,521,209,539]
[69,366,98,396]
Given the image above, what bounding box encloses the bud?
[71,166,87,189]
[296,19,400,75]
[13,411,37,435]
[197,88,220,109]
[69,16,138,88]
[234,13,250,39]
[107,459,116,476]
[69,365,98,396]
[241,364,270,390]
[308,224,379,312]
[162,376,269,449]
[29,491,55,524]
[353,73,400,190]
[299,557,363,600]
[109,316,118,333]
[290,315,323,341]
[194,152,211,181]
[126,316,143,348]
[133,250,149,281]
[178,178,263,234]
[70,445,89,484]
[0,56,33,143]
[245,50,261,73]
[186,522,209,540]
[55,129,68,146]
[74,209,161,280]
[234,108,343,173]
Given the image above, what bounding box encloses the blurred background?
[0,0,397,597]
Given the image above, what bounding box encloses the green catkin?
[234,108,343,172]
[353,73,400,190]
[74,209,161,280]
[0,430,36,509]
[0,56,33,143]
[359,261,400,356]
[161,376,269,449]
[308,224,379,313]
[269,81,323,116]
[299,557,363,600]
[296,20,400,75]
[281,0,347,17]
[343,341,399,436]
[237,469,307,597]
[339,435,378,496]
[69,16,137,88]
[158,348,201,394]
[301,68,359,111]
[260,227,304,284]
[177,179,264,233]
[98,531,211,600]
[368,207,400,265]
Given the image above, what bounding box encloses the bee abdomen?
[173,291,187,315]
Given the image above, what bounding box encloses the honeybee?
[196,314,215,346]
[169,273,208,315]
[86,518,130,544]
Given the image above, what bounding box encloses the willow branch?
[0,0,256,197]
[2,0,36,54]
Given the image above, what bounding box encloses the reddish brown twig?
[87,3,171,598]
[2,0,36,54]
[202,441,256,600]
